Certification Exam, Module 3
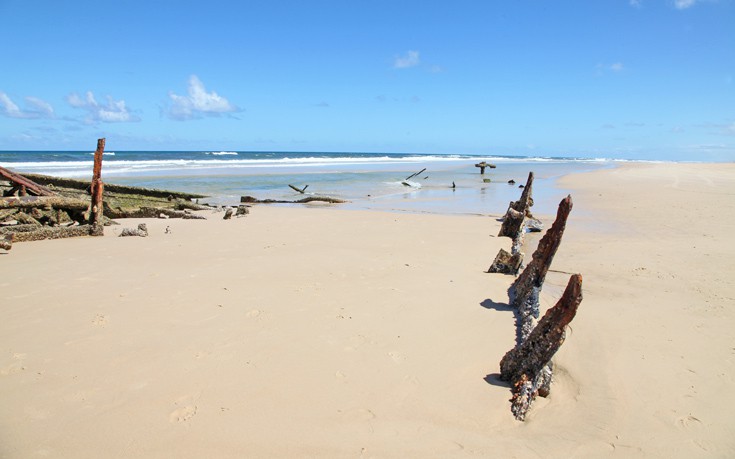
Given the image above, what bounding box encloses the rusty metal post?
[89,138,105,236]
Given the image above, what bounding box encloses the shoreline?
[1,162,734,458]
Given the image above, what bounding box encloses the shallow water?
[0,151,612,216]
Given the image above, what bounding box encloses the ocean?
[0,150,613,216]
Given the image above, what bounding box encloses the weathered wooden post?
[89,138,105,236]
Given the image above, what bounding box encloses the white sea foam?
[0,153,619,179]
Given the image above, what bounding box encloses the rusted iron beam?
[0,166,56,197]
[89,138,105,235]
[499,273,583,420]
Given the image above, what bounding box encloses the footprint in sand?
[169,405,197,423]
[169,393,201,424]
[92,314,108,327]
[677,414,702,430]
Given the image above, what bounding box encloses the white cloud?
[167,75,239,120]
[25,97,54,116]
[394,50,420,69]
[674,0,697,9]
[630,0,642,7]
[610,62,624,72]
[0,92,54,119]
[67,91,139,123]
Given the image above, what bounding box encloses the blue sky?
[0,0,733,160]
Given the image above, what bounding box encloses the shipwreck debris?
[509,195,573,321]
[120,223,149,237]
[289,184,309,194]
[0,139,211,243]
[89,138,105,236]
[240,196,347,205]
[235,205,250,217]
[494,195,579,421]
[499,274,583,421]
[486,185,582,421]
[488,172,537,274]
[498,172,535,241]
[1,234,12,250]
[0,166,55,197]
[475,161,496,175]
[487,248,523,274]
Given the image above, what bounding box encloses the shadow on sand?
[479,298,513,312]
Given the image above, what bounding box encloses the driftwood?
[509,195,573,321]
[288,184,309,194]
[120,223,148,237]
[240,196,347,204]
[89,138,105,236]
[499,274,583,420]
[1,234,12,250]
[0,166,56,197]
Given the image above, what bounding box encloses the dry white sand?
[1,162,733,458]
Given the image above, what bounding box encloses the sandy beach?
[1,162,734,458]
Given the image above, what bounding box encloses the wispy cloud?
[674,0,697,9]
[629,0,642,7]
[67,91,139,123]
[394,50,420,69]
[166,75,239,120]
[0,92,54,119]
